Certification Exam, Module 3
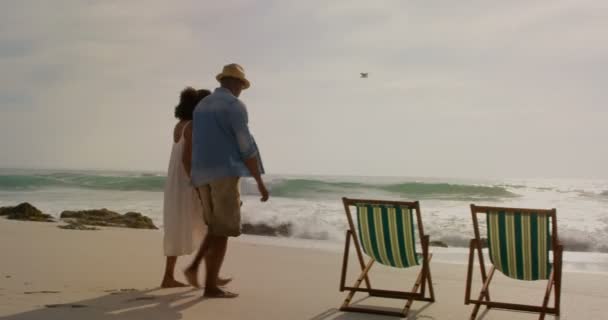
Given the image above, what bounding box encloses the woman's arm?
[182,122,193,177]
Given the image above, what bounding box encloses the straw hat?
[216,63,250,89]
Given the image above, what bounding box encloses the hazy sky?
[1,0,606,179]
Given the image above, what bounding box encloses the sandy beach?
[1,218,607,320]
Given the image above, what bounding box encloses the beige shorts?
[197,177,241,237]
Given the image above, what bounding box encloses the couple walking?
[162,64,268,298]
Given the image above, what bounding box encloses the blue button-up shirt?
[191,87,264,186]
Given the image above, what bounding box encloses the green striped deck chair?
[465,205,563,320]
[356,204,420,268]
[339,198,435,318]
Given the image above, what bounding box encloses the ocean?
[1,168,607,263]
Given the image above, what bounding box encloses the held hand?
[258,183,269,202]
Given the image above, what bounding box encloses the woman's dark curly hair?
[174,87,211,120]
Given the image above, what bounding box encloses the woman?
[161,87,209,288]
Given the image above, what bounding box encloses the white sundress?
[163,121,206,256]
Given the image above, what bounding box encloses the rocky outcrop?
[60,208,120,221]
[429,240,449,248]
[121,212,157,229]
[60,209,157,229]
[58,221,100,231]
[0,203,54,222]
[241,222,291,237]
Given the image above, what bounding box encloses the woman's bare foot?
[203,287,239,299]
[183,268,200,288]
[217,276,233,287]
[161,278,187,288]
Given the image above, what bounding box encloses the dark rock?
[122,212,157,229]
[58,222,100,231]
[242,222,291,237]
[60,209,121,220]
[297,230,330,240]
[0,203,54,222]
[597,245,608,253]
[429,240,449,248]
[60,209,157,229]
[561,236,592,252]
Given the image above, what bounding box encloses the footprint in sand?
[45,304,87,308]
[24,291,61,294]
[128,296,157,302]
[106,288,138,295]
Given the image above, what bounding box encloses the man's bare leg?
[161,256,187,288]
[184,234,233,288]
[204,235,237,298]
[184,233,210,288]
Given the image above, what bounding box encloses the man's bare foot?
[161,278,187,288]
[217,276,233,287]
[183,268,200,288]
[203,287,239,299]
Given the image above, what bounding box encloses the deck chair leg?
[465,239,476,305]
[555,278,561,317]
[427,256,435,302]
[420,237,429,297]
[341,259,375,310]
[538,270,555,320]
[402,270,422,317]
[476,248,491,305]
[352,233,372,289]
[554,245,563,316]
[402,254,434,317]
[340,231,351,291]
[341,230,374,291]
[470,266,495,320]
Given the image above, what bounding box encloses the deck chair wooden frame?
[465,204,563,320]
[340,197,435,318]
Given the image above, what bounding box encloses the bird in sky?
[360,73,368,78]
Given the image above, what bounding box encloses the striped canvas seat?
[486,211,552,280]
[356,204,420,268]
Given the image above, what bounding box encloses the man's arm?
[244,156,268,202]
[228,102,269,202]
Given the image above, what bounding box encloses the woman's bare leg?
[161,256,187,288]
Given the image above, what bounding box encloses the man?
[185,63,269,298]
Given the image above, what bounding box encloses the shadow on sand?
[309,296,435,320]
[2,287,206,320]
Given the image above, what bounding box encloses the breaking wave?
[0,172,517,200]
